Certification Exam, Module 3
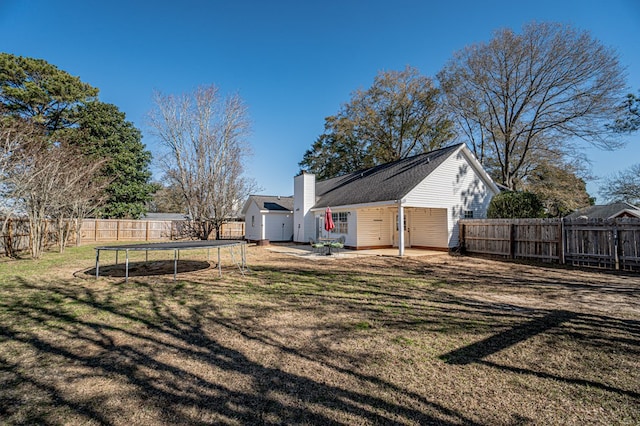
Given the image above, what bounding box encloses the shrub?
[487,191,546,218]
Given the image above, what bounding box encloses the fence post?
[509,223,516,259]
[559,219,565,265]
[95,219,98,242]
[613,222,620,270]
[5,218,13,257]
[116,220,120,241]
[459,222,466,252]
[146,220,150,241]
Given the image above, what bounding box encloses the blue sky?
[2,0,639,200]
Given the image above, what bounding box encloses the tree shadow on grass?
[0,276,480,425]
[439,309,640,399]
[440,310,578,365]
[2,256,639,424]
[252,263,640,403]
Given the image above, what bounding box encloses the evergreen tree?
[71,101,155,218]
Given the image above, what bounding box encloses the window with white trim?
[332,212,348,234]
[464,210,474,219]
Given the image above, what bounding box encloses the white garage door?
[409,208,448,248]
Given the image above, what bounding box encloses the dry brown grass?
[0,245,638,425]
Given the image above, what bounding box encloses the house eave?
[608,209,640,219]
[310,200,399,212]
[260,209,293,214]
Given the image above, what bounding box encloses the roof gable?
[565,202,640,219]
[313,144,465,208]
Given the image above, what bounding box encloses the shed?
[242,195,294,242]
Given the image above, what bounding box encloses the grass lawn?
[0,244,638,425]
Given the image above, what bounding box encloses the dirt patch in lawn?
[1,246,638,425]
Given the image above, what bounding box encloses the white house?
[242,195,294,242]
[293,144,500,255]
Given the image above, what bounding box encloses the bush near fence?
[1,218,245,256]
[459,218,640,272]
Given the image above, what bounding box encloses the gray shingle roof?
[313,144,463,208]
[142,213,190,220]
[565,202,640,219]
[248,195,294,212]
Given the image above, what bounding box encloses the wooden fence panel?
[220,222,245,239]
[461,220,511,256]
[618,221,640,271]
[460,218,640,272]
[564,220,616,269]
[514,220,561,261]
[3,218,247,255]
[96,220,118,241]
[147,221,174,240]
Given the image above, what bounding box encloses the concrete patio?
[264,243,449,259]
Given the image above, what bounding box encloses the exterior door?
[315,216,322,240]
[393,211,410,247]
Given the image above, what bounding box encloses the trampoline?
[95,240,247,282]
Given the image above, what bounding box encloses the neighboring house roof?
[313,144,496,208]
[565,202,640,219]
[142,213,190,220]
[242,195,294,214]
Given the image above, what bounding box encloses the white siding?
[404,148,497,247]
[244,202,262,241]
[409,208,448,248]
[265,213,293,241]
[293,173,316,243]
[356,208,392,247]
[244,200,293,242]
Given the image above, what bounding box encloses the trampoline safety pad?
[95,240,248,282]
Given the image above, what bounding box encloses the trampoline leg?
[116,250,119,265]
[174,249,178,282]
[125,250,129,283]
[95,249,100,279]
[218,247,222,277]
[145,250,148,263]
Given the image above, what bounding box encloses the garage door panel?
[410,208,447,248]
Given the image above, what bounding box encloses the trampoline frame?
[95,240,247,282]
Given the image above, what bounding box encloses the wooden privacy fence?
[79,219,245,243]
[1,218,246,255]
[459,218,640,272]
[80,219,176,242]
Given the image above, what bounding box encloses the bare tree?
[600,164,640,206]
[148,85,256,240]
[0,114,36,256]
[49,152,108,252]
[5,132,106,257]
[1,115,29,217]
[300,66,454,179]
[438,22,627,189]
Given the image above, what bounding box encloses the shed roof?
[243,195,294,213]
[312,144,465,208]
